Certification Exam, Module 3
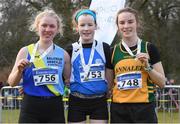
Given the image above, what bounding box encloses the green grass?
[157,110,180,123]
[1,109,180,123]
[1,109,20,123]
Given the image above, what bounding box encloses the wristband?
[144,64,153,72]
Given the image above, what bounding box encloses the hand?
[18,87,24,95]
[136,53,149,66]
[106,90,112,99]
[64,79,70,88]
[17,59,30,73]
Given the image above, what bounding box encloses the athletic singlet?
[22,43,65,96]
[70,41,108,95]
[111,41,156,103]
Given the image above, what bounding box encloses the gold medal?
[84,76,89,81]
[28,62,33,67]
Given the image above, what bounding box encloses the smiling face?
[37,15,58,43]
[76,14,97,43]
[117,12,138,40]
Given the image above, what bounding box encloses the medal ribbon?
[79,40,96,79]
[30,42,53,63]
[122,38,141,57]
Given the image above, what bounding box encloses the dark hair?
[116,7,139,26]
[72,8,97,27]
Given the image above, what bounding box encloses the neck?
[80,38,94,44]
[38,40,53,50]
[122,36,139,47]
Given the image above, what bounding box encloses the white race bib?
[80,63,105,82]
[33,67,59,86]
[116,71,142,90]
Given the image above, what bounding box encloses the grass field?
[157,110,180,123]
[1,109,179,123]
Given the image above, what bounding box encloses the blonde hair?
[29,8,64,35]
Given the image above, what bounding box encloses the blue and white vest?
[70,41,107,95]
[22,43,65,96]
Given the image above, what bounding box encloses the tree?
[0,0,180,83]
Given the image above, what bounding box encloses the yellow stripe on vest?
[148,91,154,93]
[148,86,154,89]
[27,44,60,96]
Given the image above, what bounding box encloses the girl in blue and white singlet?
[66,8,114,123]
[8,9,71,123]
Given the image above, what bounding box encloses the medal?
[84,76,89,81]
[28,62,33,67]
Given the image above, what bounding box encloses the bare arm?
[8,47,30,87]
[148,62,166,88]
[63,50,71,86]
[105,68,114,98]
[136,53,166,88]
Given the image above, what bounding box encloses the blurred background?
[0,0,180,85]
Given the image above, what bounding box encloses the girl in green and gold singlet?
[110,7,166,123]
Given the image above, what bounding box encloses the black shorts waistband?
[71,92,106,99]
[24,94,62,100]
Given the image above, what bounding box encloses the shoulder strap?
[71,42,81,63]
[95,41,105,62]
[111,44,118,64]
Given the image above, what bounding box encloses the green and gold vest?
[111,41,155,103]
